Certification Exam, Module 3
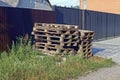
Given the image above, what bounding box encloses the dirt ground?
[76,65,120,80]
[76,37,120,80]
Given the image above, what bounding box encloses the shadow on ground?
[92,48,105,55]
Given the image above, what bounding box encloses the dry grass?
[89,56,105,62]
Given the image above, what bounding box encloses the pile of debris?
[32,23,94,57]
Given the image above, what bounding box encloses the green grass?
[0,38,115,80]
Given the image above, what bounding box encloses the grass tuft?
[0,37,115,80]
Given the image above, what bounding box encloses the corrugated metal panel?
[55,7,64,24]
[0,6,56,51]
[97,12,103,39]
[85,10,98,40]
[0,7,12,51]
[0,0,53,11]
[0,0,19,7]
[55,6,120,41]
[101,13,107,39]
[17,0,53,10]
[55,6,82,29]
[115,15,120,36]
[78,10,82,29]
[84,10,91,30]
[107,14,115,38]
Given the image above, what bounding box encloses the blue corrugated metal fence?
[55,6,120,40]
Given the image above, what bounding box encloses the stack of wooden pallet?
[78,30,94,57]
[32,23,79,55]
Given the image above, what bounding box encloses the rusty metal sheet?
[0,6,56,51]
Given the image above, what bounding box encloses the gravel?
[76,65,120,80]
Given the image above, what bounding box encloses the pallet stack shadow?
[32,23,79,55]
[78,30,94,57]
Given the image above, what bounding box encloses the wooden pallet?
[81,41,92,47]
[35,45,75,55]
[34,34,72,40]
[77,47,92,57]
[32,23,95,57]
[34,23,79,30]
[33,28,79,36]
[81,36,94,41]
[34,34,79,42]
[33,26,79,31]
[84,51,93,58]
[80,30,94,37]
[35,40,72,46]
